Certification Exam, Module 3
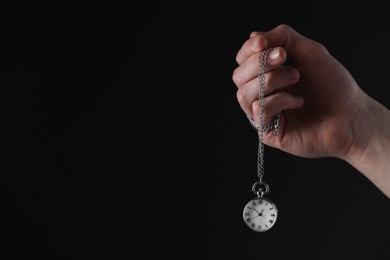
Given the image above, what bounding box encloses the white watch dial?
[243,198,278,232]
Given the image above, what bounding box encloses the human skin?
[232,24,390,198]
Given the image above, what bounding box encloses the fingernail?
[251,36,261,52]
[269,49,280,61]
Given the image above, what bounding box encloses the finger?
[261,24,312,63]
[250,92,304,126]
[236,66,300,115]
[233,47,287,88]
[235,34,268,65]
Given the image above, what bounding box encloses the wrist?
[343,97,390,198]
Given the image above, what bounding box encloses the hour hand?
[253,208,263,216]
[253,208,261,215]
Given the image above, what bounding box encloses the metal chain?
[247,110,280,133]
[257,49,269,180]
[245,48,280,193]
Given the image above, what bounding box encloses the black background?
[2,1,390,259]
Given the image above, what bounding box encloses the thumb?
[261,24,313,64]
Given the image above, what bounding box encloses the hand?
[233,24,372,159]
[232,24,390,198]
[252,208,263,218]
[252,208,261,218]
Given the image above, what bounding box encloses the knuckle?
[235,52,242,64]
[276,24,292,33]
[251,100,260,114]
[311,40,327,54]
[232,68,243,86]
[236,84,249,105]
[236,89,245,105]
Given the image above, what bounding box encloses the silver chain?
[245,48,280,195]
[247,113,279,133]
[246,48,280,182]
[257,49,268,180]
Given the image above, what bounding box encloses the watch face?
[243,198,278,232]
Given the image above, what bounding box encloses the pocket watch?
[243,181,278,232]
[243,197,278,232]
